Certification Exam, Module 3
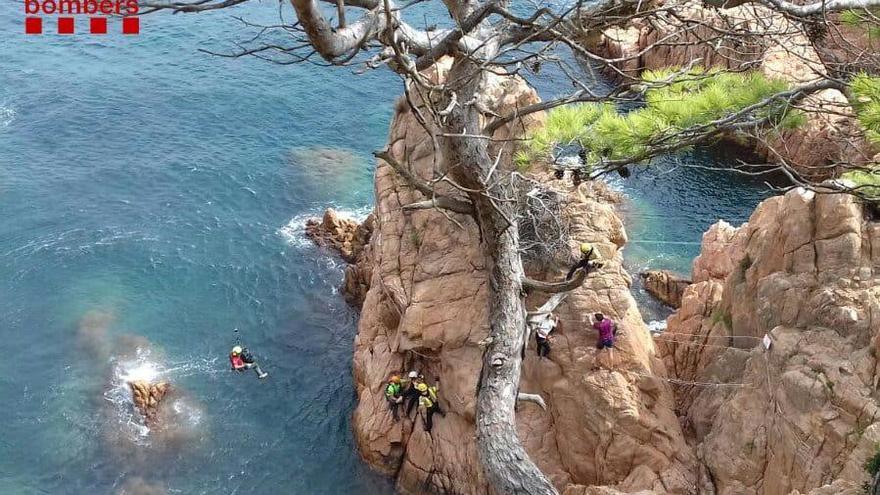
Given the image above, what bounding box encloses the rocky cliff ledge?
[339,65,699,494]
[661,188,880,494]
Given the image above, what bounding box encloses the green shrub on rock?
[519,68,801,168]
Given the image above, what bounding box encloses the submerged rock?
[116,476,167,495]
[640,270,691,308]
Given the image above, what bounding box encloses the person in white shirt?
[536,313,559,359]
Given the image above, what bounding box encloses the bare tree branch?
[517,392,548,410]
[374,149,475,214]
[401,197,475,214]
[522,267,588,294]
[751,0,880,17]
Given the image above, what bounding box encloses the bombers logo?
[24,0,140,35]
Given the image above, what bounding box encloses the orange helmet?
[390,375,401,384]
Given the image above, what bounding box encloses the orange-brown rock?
[351,60,698,494]
[129,380,170,428]
[305,208,375,304]
[661,187,880,494]
[305,208,373,263]
[640,270,692,308]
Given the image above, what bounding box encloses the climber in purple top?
[589,313,616,349]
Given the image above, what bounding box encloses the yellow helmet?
[579,242,593,255]
[231,345,242,355]
[416,383,428,393]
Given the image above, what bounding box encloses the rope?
[627,240,703,245]
[628,371,751,388]
[623,212,749,221]
[762,352,815,464]
[652,331,764,340]
[653,337,757,350]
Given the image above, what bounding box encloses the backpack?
[385,383,400,398]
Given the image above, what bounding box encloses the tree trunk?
[442,58,558,495]
[474,220,557,494]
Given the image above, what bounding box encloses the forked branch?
[374,149,475,214]
[522,267,588,293]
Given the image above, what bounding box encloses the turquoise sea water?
[1,4,767,493]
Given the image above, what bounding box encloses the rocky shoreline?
[301,6,880,489]
[310,177,879,495]
[305,208,375,305]
[662,187,879,494]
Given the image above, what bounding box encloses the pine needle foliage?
[841,167,880,200]
[519,68,799,168]
[839,8,880,40]
[840,74,880,202]
[851,73,880,145]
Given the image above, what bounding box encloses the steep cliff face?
[347,65,698,494]
[662,188,880,494]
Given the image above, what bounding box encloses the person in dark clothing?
[402,371,422,417]
[566,242,604,280]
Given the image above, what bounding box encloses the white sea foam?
[103,348,211,443]
[0,103,15,128]
[277,205,372,248]
[278,212,317,248]
[647,320,667,333]
[104,348,159,442]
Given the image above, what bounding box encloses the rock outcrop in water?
[641,270,692,308]
[660,187,880,494]
[305,208,372,263]
[337,61,701,494]
[129,380,171,428]
[75,310,203,495]
[306,208,375,304]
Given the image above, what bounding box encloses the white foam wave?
[646,320,667,333]
[278,212,318,249]
[104,348,157,442]
[277,205,372,248]
[0,103,14,128]
[103,348,212,443]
